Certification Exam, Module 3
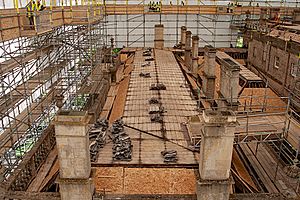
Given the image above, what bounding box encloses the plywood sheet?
[109,76,130,123]
[94,167,196,195]
[232,149,257,191]
[94,167,124,194]
[124,168,196,194]
[239,88,286,113]
[38,158,59,191]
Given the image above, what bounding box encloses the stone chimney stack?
[191,35,199,74]
[54,111,94,200]
[154,24,164,49]
[180,26,187,48]
[196,110,237,200]
[185,31,192,69]
[202,45,216,100]
[219,58,240,109]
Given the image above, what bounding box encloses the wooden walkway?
[240,143,298,196]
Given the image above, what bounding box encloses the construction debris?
[145,57,155,61]
[143,48,152,56]
[148,97,164,123]
[161,150,178,163]
[141,62,151,67]
[139,72,151,78]
[173,43,182,49]
[150,113,163,123]
[150,83,166,90]
[89,119,109,139]
[149,105,164,114]
[143,52,151,56]
[149,97,160,104]
[111,119,132,161]
[89,119,108,162]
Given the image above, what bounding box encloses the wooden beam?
[3,191,60,200]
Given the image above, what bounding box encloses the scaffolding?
[103,0,300,48]
[0,1,107,189]
[0,0,300,194]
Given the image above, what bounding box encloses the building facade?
[246,28,300,110]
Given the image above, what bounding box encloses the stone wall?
[247,31,300,109]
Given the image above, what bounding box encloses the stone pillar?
[196,110,237,200]
[202,45,216,100]
[180,26,187,48]
[219,58,240,109]
[109,64,117,83]
[103,68,111,85]
[192,35,199,75]
[154,24,164,49]
[54,111,94,200]
[185,31,192,69]
[293,9,300,23]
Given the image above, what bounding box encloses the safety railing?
[20,9,52,36]
[70,5,103,25]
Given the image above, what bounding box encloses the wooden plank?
[109,76,130,123]
[99,110,110,119]
[27,148,58,192]
[239,144,279,193]
[232,149,258,191]
[102,96,116,111]
[247,143,298,194]
[38,159,59,191]
[124,65,133,76]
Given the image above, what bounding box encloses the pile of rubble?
[148,97,165,123]
[145,57,155,61]
[111,119,132,161]
[143,48,152,56]
[150,83,166,90]
[173,43,182,49]
[149,104,164,114]
[141,62,151,67]
[149,105,164,123]
[150,113,163,123]
[161,150,178,163]
[149,97,160,104]
[139,72,151,78]
[89,119,108,162]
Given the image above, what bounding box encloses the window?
[291,63,298,77]
[274,56,279,69]
[253,47,256,58]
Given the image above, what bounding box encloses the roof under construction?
[0,1,300,200]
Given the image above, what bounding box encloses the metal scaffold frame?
[0,2,107,189]
[102,0,299,48]
[0,0,299,194]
